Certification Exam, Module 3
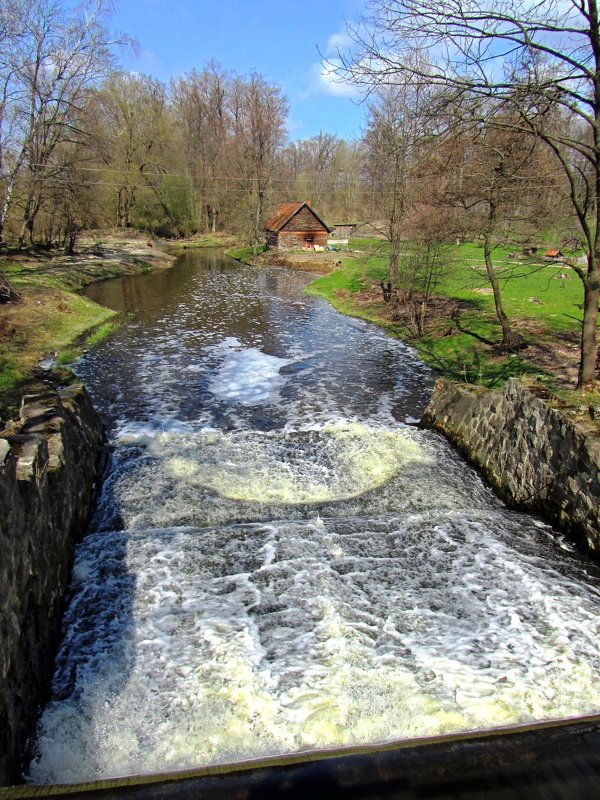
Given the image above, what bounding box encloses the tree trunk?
[483,232,524,351]
[0,273,21,303]
[418,298,427,337]
[18,175,44,248]
[0,180,15,244]
[117,187,131,228]
[18,215,34,249]
[389,232,401,290]
[18,189,36,248]
[481,197,525,352]
[252,190,263,256]
[578,263,600,387]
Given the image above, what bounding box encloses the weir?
[19,250,600,790]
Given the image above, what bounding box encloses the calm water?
[27,251,600,783]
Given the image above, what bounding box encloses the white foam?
[27,516,600,784]
[208,338,293,406]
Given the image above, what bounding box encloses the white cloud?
[130,48,165,79]
[286,118,306,135]
[311,60,360,98]
[325,30,355,55]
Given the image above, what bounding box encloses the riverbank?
[229,240,600,438]
[0,231,179,418]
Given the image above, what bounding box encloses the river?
[27,250,600,784]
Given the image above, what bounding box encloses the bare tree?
[229,73,288,254]
[363,74,438,293]
[0,1,23,242]
[337,0,600,388]
[397,236,453,335]
[290,132,338,209]
[171,63,230,233]
[451,113,557,350]
[278,135,366,222]
[1,0,119,247]
[98,73,183,233]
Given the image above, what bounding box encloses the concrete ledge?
[0,386,104,785]
[421,378,600,552]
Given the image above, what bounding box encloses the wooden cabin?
[264,202,332,251]
[332,222,358,238]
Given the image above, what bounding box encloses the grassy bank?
[306,238,599,429]
[0,232,176,417]
[225,244,265,262]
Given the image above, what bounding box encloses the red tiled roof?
[264,202,331,233]
[264,202,304,232]
[545,249,561,257]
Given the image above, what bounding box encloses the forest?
[0,0,599,387]
[0,0,572,249]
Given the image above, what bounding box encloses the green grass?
[86,321,117,348]
[432,242,586,334]
[307,238,596,389]
[0,232,181,411]
[169,234,232,250]
[0,355,19,394]
[55,321,119,369]
[226,245,266,262]
[0,268,116,407]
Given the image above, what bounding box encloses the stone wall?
[421,378,600,553]
[0,385,104,785]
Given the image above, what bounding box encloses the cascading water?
[27,251,600,784]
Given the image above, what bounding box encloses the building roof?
[264,202,332,233]
[545,249,562,257]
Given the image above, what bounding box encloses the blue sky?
[111,0,367,141]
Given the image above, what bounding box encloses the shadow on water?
[25,466,138,782]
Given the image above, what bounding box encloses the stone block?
[421,378,600,552]
[0,385,104,785]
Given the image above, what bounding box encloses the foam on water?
[28,253,600,784]
[28,513,600,783]
[207,337,294,406]
[88,422,494,533]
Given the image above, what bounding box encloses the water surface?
[28,250,600,783]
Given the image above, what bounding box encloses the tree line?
[0,0,366,252]
[0,0,567,250]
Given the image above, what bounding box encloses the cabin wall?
[276,231,329,251]
[265,204,331,251]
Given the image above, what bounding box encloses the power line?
[2,165,567,192]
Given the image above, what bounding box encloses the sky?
[110,0,368,142]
